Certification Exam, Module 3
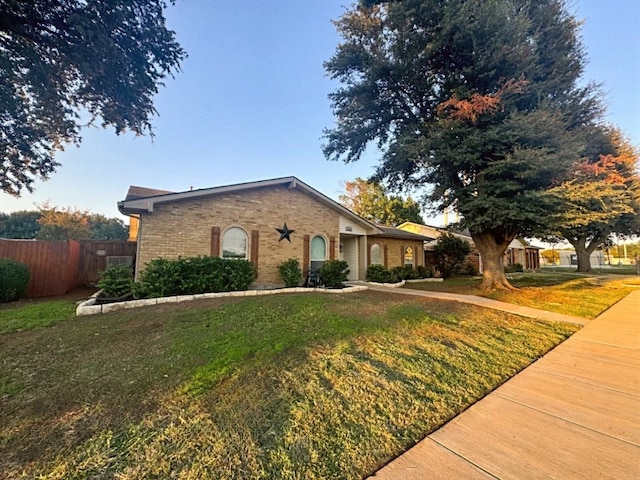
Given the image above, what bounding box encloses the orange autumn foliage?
[437,77,528,123]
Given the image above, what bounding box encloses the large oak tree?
[0,0,185,195]
[323,0,600,290]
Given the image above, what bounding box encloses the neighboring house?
[556,250,607,268]
[397,222,481,272]
[118,177,432,286]
[398,222,541,271]
[506,238,541,270]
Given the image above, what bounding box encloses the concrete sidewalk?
[367,289,640,480]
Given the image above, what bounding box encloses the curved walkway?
[366,287,640,480]
[363,284,588,325]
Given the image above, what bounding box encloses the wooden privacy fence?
[78,240,137,286]
[0,239,136,298]
[0,239,80,298]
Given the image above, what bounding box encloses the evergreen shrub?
[366,264,433,283]
[319,260,350,288]
[366,264,392,283]
[136,256,256,298]
[97,264,134,298]
[278,258,303,287]
[0,259,30,303]
[505,263,524,273]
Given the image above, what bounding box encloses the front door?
[340,236,359,281]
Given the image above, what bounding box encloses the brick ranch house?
[118,177,433,286]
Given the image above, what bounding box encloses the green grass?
[404,272,639,318]
[0,292,578,479]
[0,300,77,333]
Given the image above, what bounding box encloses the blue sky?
[1,0,638,225]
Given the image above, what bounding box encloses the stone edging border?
[359,278,444,288]
[76,285,370,316]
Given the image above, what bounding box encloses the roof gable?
[118,176,382,234]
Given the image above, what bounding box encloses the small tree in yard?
[433,233,471,279]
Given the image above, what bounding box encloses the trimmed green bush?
[136,256,256,298]
[319,260,350,288]
[366,264,392,283]
[0,259,30,303]
[97,264,134,298]
[278,258,303,287]
[367,264,433,283]
[505,263,524,273]
[415,265,433,279]
[457,261,480,276]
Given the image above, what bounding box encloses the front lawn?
[0,291,577,479]
[404,273,639,318]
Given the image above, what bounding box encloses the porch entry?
[340,236,359,281]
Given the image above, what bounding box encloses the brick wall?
[137,185,340,285]
[367,237,424,269]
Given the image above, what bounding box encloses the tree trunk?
[472,230,517,291]
[565,234,602,273]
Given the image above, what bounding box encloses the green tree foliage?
[545,127,640,272]
[36,204,91,240]
[88,214,128,240]
[0,0,185,195]
[324,0,600,290]
[339,177,424,226]
[0,210,41,238]
[34,204,128,241]
[433,233,471,279]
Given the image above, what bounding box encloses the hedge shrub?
[278,258,302,287]
[0,259,30,303]
[505,263,524,273]
[97,264,134,298]
[136,256,256,298]
[366,264,392,283]
[319,260,350,288]
[366,264,433,283]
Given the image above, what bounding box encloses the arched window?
[404,246,414,266]
[310,235,327,270]
[370,244,382,265]
[222,227,248,260]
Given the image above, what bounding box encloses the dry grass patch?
[1,292,578,479]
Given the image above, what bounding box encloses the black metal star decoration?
[276,222,295,242]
